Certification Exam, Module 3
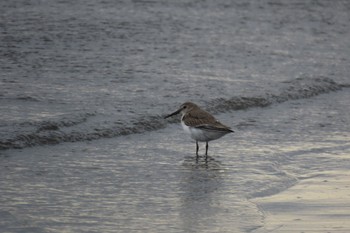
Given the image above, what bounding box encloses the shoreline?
[251,170,350,233]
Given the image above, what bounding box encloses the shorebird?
[164,102,233,159]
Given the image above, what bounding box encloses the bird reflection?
[183,154,223,169]
[179,155,224,232]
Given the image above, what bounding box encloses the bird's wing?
[195,122,234,133]
[182,110,216,127]
[183,110,234,133]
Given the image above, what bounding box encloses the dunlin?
[165,102,233,159]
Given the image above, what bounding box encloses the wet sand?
[1,89,349,233]
[252,170,350,233]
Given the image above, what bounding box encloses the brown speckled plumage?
[164,102,234,158]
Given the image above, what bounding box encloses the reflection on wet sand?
[179,156,224,232]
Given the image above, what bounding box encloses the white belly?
[181,121,227,142]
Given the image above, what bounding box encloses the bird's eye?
[183,105,187,109]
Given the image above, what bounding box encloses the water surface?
[1,1,350,232]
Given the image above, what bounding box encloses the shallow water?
[1,89,349,233]
[1,0,350,232]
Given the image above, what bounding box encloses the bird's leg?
[205,142,209,160]
[196,141,199,158]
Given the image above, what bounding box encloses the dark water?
[1,0,350,232]
[1,0,349,149]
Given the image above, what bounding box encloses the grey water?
[1,0,350,232]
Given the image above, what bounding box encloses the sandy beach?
[252,170,350,233]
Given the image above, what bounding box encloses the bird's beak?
[164,108,181,119]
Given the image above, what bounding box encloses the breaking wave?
[0,76,347,150]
